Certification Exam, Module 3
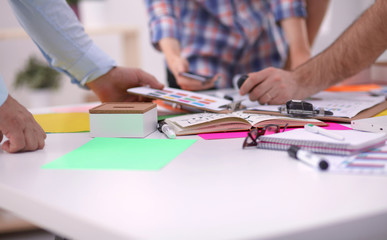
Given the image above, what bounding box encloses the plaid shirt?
[146,0,306,88]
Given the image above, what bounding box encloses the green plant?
[66,0,80,5]
[14,56,61,90]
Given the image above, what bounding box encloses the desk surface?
[1,114,387,239]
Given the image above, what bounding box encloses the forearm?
[305,0,330,46]
[146,0,179,51]
[294,0,387,95]
[281,17,311,69]
[159,38,182,65]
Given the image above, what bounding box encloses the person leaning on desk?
[145,0,330,91]
[0,0,164,154]
[239,0,387,105]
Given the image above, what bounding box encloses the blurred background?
[0,0,384,109]
[0,0,385,238]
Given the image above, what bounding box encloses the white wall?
[79,0,166,83]
[311,0,374,56]
[0,0,379,108]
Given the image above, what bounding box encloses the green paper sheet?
[42,138,196,170]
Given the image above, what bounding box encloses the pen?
[288,145,329,171]
[304,123,345,141]
[157,120,176,139]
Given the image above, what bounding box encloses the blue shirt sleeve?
[145,0,180,51]
[0,76,9,107]
[8,0,117,88]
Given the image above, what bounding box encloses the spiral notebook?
[257,129,387,155]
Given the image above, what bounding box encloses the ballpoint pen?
[288,145,329,171]
[304,123,345,141]
[157,120,176,139]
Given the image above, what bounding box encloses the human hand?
[86,66,164,102]
[239,67,307,105]
[0,95,46,153]
[166,55,218,91]
[176,72,220,91]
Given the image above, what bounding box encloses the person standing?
[145,0,313,91]
[0,0,164,153]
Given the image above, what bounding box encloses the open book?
[257,129,387,155]
[165,111,326,136]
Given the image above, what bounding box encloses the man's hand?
[159,37,217,91]
[176,71,219,91]
[166,55,217,91]
[86,67,164,102]
[239,67,307,105]
[0,95,46,153]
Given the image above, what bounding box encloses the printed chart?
[127,87,232,112]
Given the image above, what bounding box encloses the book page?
[168,112,236,128]
[169,112,320,128]
[309,92,385,118]
[169,112,260,128]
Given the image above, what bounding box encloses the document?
[248,91,386,119]
[328,145,387,175]
[309,92,386,118]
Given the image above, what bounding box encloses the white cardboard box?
[89,102,157,138]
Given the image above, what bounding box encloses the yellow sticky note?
[375,109,387,117]
[33,112,89,133]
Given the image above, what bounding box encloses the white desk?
[1,117,387,239]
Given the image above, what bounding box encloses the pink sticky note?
[198,122,351,140]
[321,122,352,130]
[198,131,248,140]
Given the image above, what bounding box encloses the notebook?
[164,111,326,136]
[256,129,387,155]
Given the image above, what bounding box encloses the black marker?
[223,94,234,101]
[287,145,329,171]
[236,74,249,89]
